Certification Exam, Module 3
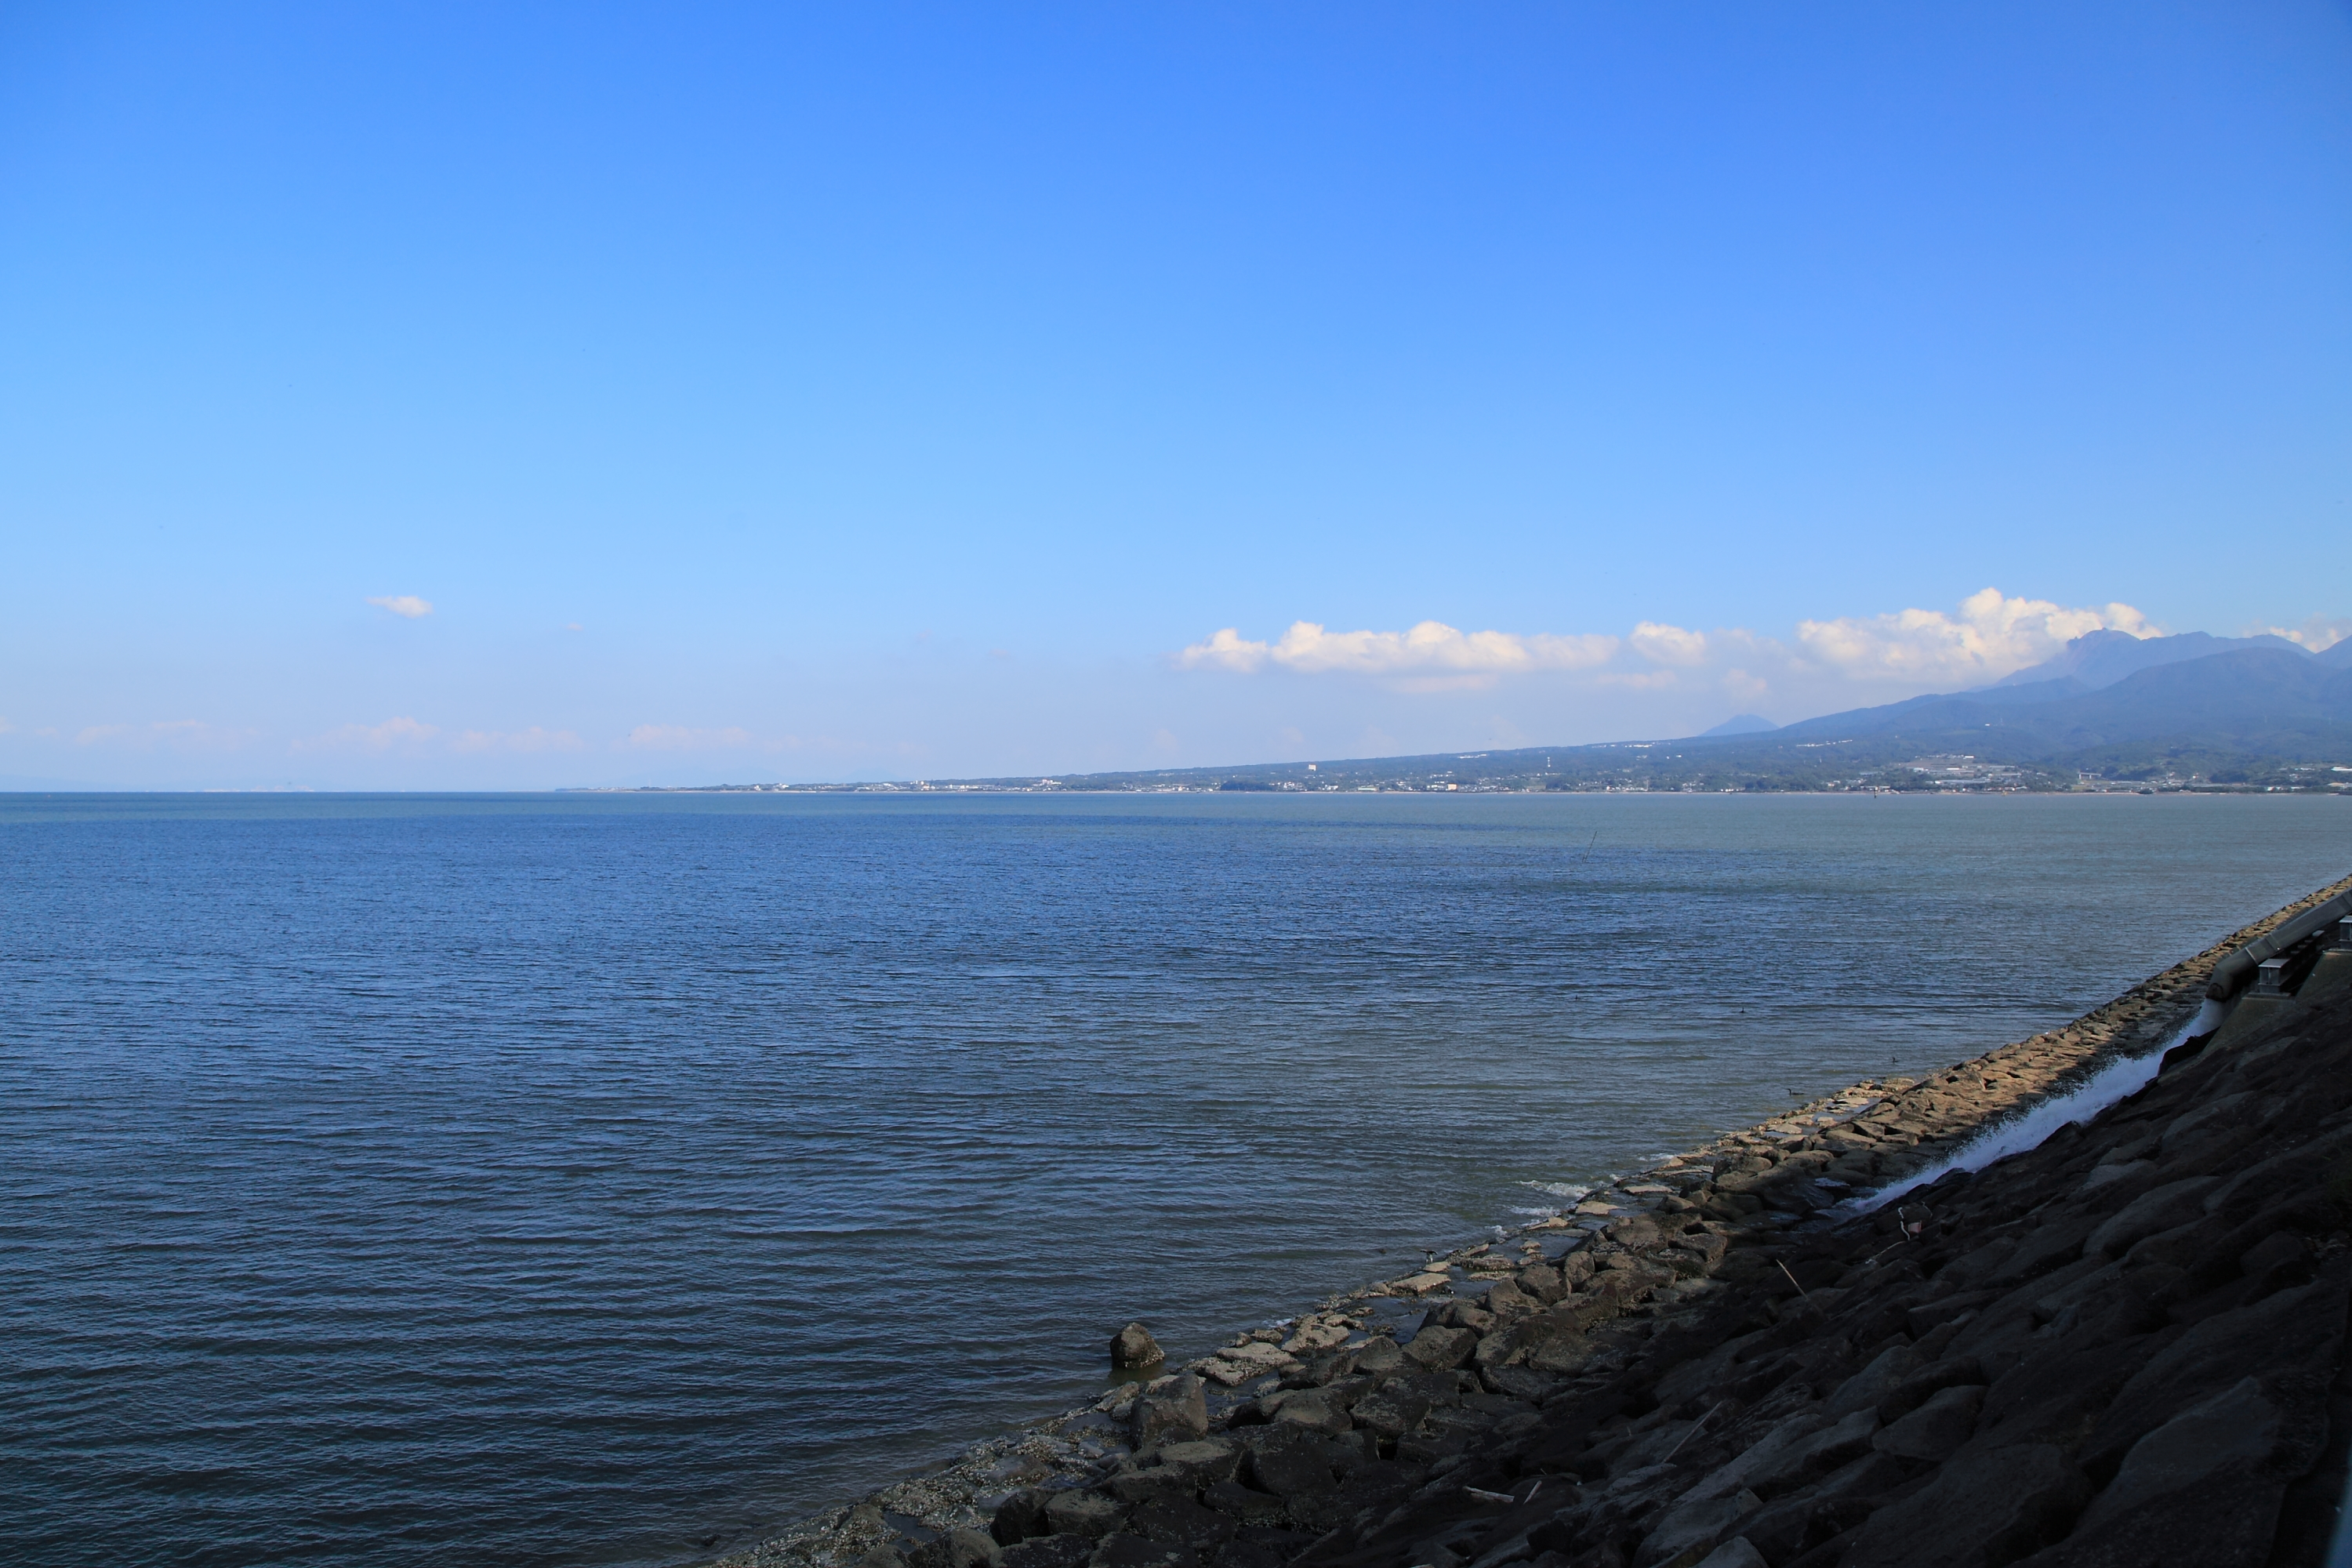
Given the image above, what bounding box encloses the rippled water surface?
[5,791,2347,1567]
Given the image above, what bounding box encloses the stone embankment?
[718,875,2352,1568]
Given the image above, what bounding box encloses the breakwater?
[716,872,2352,1568]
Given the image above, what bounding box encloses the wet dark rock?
[1113,1323,1165,1370]
[1352,1337,1405,1376]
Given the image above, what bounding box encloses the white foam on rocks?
[1850,1016,2202,1214]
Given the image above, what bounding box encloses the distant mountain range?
[736,629,2352,793]
[1987,628,2326,692]
[1720,631,2352,779]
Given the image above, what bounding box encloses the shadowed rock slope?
[983,973,2352,1566]
[718,879,2352,1568]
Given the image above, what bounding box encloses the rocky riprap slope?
[719,877,2352,1568]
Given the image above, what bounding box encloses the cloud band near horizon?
[1179,588,2162,691]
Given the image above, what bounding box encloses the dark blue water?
[4,791,2346,1568]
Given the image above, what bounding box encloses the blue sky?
[3,2,2347,787]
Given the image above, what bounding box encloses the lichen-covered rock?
[1132,1373,1208,1449]
[1111,1323,1163,1370]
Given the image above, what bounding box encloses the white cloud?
[2255,615,2351,653]
[73,719,253,751]
[1795,588,2157,684]
[368,595,434,619]
[451,726,584,753]
[1723,668,1770,703]
[1628,622,1709,666]
[295,716,440,753]
[623,724,757,751]
[1179,620,1620,676]
[1178,590,2158,704]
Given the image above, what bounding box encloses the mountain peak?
[1991,628,2310,691]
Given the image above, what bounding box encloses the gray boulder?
[1087,1535,1198,1568]
[1000,1541,1091,1568]
[1243,1428,1341,1497]
[1154,1439,1241,1487]
[1679,1410,1832,1504]
[1824,1345,1925,1417]
[1840,1443,2090,1568]
[1514,1263,1567,1305]
[991,1488,1052,1545]
[1124,1496,1236,1549]
[909,1530,1004,1568]
[1268,1388,1352,1437]
[1200,1479,1287,1523]
[2010,1377,2322,1568]
[1348,1388,1431,1439]
[1636,1489,1762,1568]
[1111,1323,1164,1370]
[1132,1374,1209,1449]
[1403,1323,1479,1370]
[1044,1490,1129,1541]
[2082,1272,2345,1477]
[2085,1178,2218,1258]
[1872,1385,1984,1462]
[1690,1541,1767,1568]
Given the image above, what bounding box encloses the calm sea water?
[5,791,2347,1568]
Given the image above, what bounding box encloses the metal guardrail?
[2205,892,2352,1001]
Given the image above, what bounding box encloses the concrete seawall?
[717,873,2352,1568]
